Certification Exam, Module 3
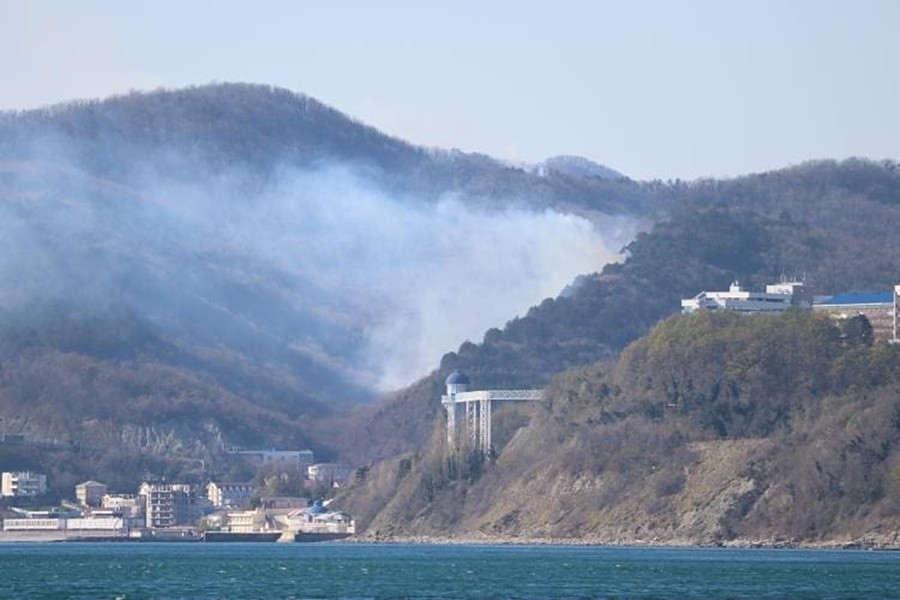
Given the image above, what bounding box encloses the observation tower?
[441,370,543,454]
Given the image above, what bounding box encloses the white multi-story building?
[207,482,255,508]
[139,483,200,528]
[1,471,47,497]
[681,280,809,314]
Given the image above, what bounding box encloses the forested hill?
[333,158,900,465]
[0,83,652,214]
[0,83,653,496]
[0,84,652,405]
[335,159,900,545]
[342,309,900,546]
[459,157,900,384]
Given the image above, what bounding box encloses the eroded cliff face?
[460,438,775,545]
[343,434,900,548]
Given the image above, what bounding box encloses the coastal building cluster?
[682,280,900,342]
[0,453,356,542]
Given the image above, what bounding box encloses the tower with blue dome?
[445,369,470,395]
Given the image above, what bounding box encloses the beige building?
[101,494,143,519]
[75,480,108,507]
[226,510,269,533]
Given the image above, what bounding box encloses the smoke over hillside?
[258,166,638,390]
[0,156,637,393]
[0,85,650,403]
[152,162,640,391]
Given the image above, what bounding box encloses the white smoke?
[0,153,639,394]
[217,165,636,390]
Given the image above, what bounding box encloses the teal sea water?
[1,542,899,599]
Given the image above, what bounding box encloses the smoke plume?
[0,151,639,394]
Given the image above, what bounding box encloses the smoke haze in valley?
[0,144,639,394]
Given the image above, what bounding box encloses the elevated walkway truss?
[442,389,543,454]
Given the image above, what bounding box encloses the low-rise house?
[200,511,226,531]
[274,500,355,536]
[65,513,127,534]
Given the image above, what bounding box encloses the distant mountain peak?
[535,155,626,180]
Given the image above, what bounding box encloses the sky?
[1,0,898,181]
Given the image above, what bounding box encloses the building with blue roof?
[681,281,899,342]
[813,286,899,342]
[816,291,894,306]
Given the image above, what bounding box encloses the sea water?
[1,542,899,599]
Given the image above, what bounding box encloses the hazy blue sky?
[2,0,898,180]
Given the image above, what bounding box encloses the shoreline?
[350,532,900,551]
[2,530,898,550]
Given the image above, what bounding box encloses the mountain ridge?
[537,155,625,180]
[0,83,656,496]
